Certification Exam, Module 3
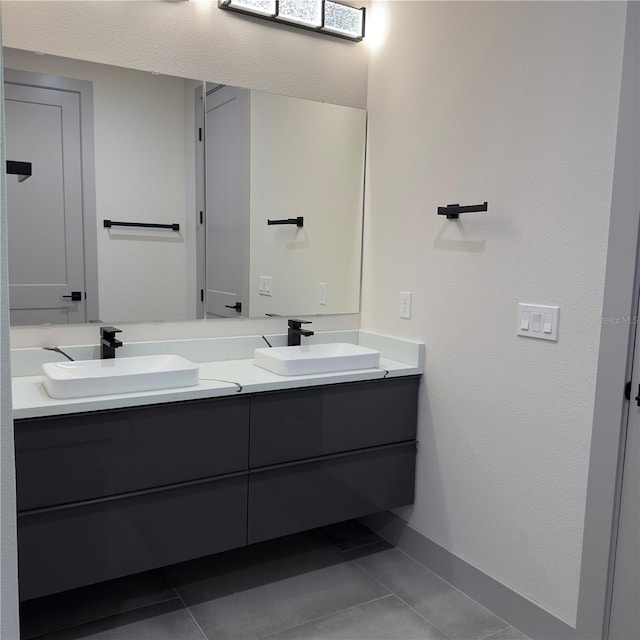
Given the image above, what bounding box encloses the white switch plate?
[259,276,272,296]
[319,282,328,305]
[517,303,559,341]
[400,291,412,319]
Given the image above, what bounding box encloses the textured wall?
[362,0,626,625]
[1,0,368,109]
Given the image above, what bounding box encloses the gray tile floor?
[20,521,531,640]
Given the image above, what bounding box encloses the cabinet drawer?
[15,397,249,510]
[248,443,416,544]
[18,474,248,601]
[250,378,419,468]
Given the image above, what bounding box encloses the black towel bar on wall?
[103,220,180,231]
[267,217,304,227]
[437,202,488,220]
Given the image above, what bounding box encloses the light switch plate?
[319,282,328,305]
[259,276,272,296]
[517,303,559,341]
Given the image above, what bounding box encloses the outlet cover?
[400,291,412,319]
[319,282,328,305]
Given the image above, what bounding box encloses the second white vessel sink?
[254,343,380,376]
[42,354,199,399]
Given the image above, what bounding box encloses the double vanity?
[12,330,423,601]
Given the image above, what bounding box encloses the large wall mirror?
[3,48,366,327]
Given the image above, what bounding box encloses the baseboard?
[360,512,575,640]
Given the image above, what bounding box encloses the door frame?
[575,2,639,638]
[4,68,98,323]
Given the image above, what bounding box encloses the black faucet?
[287,319,314,346]
[100,326,122,359]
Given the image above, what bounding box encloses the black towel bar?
[104,220,180,231]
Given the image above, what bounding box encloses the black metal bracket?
[267,217,304,228]
[104,220,180,231]
[437,202,488,220]
[62,291,82,302]
[6,160,32,182]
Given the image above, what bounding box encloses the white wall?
[3,48,196,323]
[249,91,366,316]
[362,0,626,626]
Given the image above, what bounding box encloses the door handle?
[62,291,82,302]
[225,302,242,313]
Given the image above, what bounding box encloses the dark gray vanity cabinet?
[16,397,250,510]
[14,377,419,601]
[15,397,250,601]
[248,443,417,543]
[247,378,419,543]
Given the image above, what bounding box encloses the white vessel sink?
[41,355,199,399]
[254,343,380,376]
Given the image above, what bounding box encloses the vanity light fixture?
[219,0,365,41]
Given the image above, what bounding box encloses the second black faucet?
[100,326,122,359]
[287,319,314,346]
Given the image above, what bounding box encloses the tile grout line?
[161,569,210,640]
[23,595,184,640]
[348,557,457,640]
[390,543,514,637]
[481,628,529,640]
[255,593,396,640]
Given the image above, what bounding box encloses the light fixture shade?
[219,0,365,41]
[226,0,276,16]
[277,0,323,27]
[323,1,364,39]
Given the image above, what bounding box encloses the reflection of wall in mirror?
[249,92,366,316]
[3,48,199,323]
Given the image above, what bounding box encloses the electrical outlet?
[259,276,272,296]
[400,291,412,319]
[319,282,328,305]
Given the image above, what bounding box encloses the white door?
[608,323,640,639]
[5,82,87,325]
[204,86,249,318]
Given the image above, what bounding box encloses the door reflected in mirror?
[3,48,367,326]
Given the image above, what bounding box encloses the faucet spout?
[100,326,123,359]
[287,319,314,347]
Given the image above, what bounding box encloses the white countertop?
[12,356,421,420]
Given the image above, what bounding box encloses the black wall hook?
[437,202,488,220]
